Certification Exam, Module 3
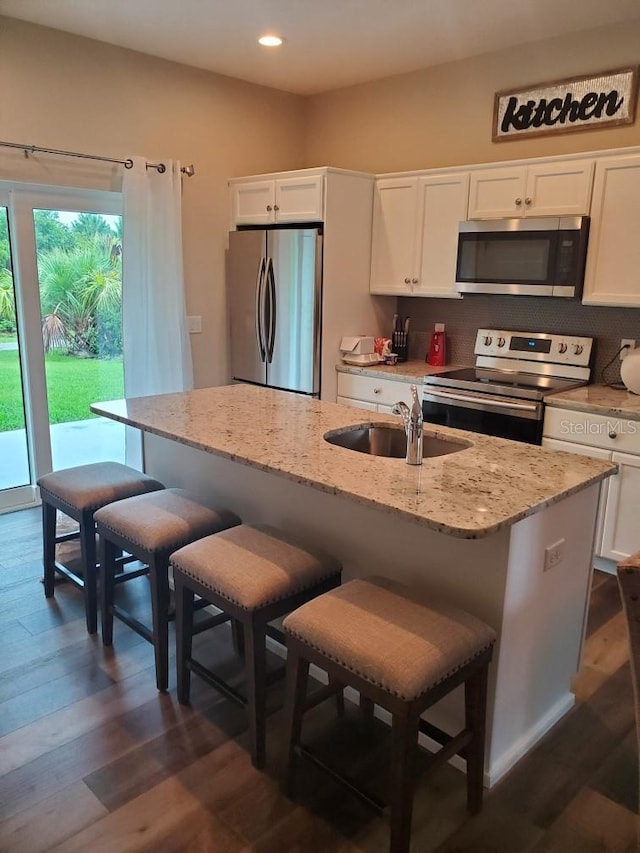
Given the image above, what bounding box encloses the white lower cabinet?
[543,407,640,563]
[337,373,416,412]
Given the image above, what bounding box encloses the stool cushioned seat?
[38,461,163,513]
[283,576,496,701]
[171,524,341,611]
[94,488,239,553]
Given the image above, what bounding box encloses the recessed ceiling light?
[258,34,283,47]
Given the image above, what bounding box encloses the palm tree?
[39,239,121,356]
[0,268,16,331]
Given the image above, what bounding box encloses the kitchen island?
[93,384,615,786]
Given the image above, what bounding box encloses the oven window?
[423,400,543,444]
[457,232,555,284]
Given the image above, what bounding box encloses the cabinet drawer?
[336,395,377,411]
[337,373,417,407]
[544,407,640,454]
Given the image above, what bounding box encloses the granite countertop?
[546,384,640,420]
[92,385,614,540]
[336,360,464,383]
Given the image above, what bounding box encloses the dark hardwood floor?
[0,507,638,852]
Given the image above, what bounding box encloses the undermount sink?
[323,425,471,459]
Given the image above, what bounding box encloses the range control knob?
[483,335,493,346]
[573,344,584,355]
[497,336,506,348]
[558,342,568,354]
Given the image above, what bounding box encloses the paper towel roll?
[621,347,640,395]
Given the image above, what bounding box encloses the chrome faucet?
[392,384,423,465]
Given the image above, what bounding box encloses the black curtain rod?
[0,139,195,177]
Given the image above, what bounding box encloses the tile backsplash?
[400,294,640,384]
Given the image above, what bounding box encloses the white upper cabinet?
[232,174,324,225]
[415,173,468,298]
[468,159,594,219]
[582,154,640,306]
[370,173,467,297]
[369,177,419,295]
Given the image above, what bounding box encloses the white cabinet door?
[541,437,611,557]
[369,177,419,294]
[415,173,468,298]
[274,175,324,223]
[601,451,640,562]
[525,159,594,217]
[232,181,275,225]
[582,154,640,306]
[467,167,527,219]
[468,160,593,219]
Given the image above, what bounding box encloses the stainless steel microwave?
[455,216,590,298]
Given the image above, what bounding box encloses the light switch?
[187,315,202,334]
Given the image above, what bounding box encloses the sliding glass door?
[0,184,124,512]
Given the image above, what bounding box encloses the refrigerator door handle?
[266,256,277,363]
[255,256,267,362]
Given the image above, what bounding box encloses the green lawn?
[0,350,123,431]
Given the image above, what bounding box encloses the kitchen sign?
[493,66,638,141]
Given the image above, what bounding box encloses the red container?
[426,323,446,366]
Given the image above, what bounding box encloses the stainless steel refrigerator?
[227,227,323,395]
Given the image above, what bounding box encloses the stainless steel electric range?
[423,328,593,444]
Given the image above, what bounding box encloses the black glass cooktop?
[425,368,584,401]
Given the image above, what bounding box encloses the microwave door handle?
[255,257,266,362]
[424,388,539,413]
[266,257,277,363]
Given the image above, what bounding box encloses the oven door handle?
[423,387,541,415]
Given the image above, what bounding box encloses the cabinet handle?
[411,278,418,284]
[515,198,522,206]
[374,388,381,395]
[266,205,273,211]
[274,204,279,211]
[525,197,532,206]
[404,277,411,284]
[609,431,618,439]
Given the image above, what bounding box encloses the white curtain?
[122,157,193,399]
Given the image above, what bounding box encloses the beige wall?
[305,18,640,173]
[0,16,306,387]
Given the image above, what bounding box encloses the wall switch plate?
[620,339,636,360]
[544,539,565,572]
[187,315,202,334]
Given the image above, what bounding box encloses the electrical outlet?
[544,539,565,572]
[620,339,636,360]
[187,315,202,334]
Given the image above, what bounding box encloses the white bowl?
[621,347,640,395]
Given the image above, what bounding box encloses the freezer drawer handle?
[255,256,267,362]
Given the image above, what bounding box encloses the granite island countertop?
[547,384,640,420]
[92,384,614,540]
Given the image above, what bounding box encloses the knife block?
[392,331,408,362]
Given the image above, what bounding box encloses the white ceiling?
[1,0,639,95]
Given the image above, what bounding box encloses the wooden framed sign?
[493,66,638,142]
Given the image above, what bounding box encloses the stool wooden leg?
[282,645,310,798]
[149,556,170,692]
[231,618,245,659]
[100,536,117,646]
[244,618,267,769]
[464,662,489,814]
[80,510,97,634]
[360,695,375,729]
[175,575,195,705]
[389,709,419,853]
[42,501,56,598]
[330,676,345,717]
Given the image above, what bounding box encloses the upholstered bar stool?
[171,523,342,769]
[95,488,241,691]
[38,462,164,634]
[282,577,496,853]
